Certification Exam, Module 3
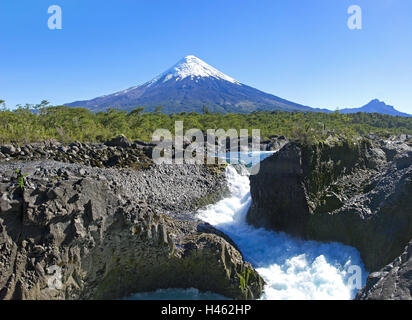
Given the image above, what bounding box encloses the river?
[126,152,367,300]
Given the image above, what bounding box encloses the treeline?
[1,103,412,144]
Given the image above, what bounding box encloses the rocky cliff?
[0,140,264,300]
[247,136,412,273]
[356,240,412,300]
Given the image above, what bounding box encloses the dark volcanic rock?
[356,240,412,300]
[0,161,264,300]
[0,145,16,155]
[247,143,309,237]
[104,135,132,148]
[247,136,412,273]
[0,136,283,168]
[260,135,289,152]
[0,139,153,170]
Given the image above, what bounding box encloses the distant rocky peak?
[365,99,394,109]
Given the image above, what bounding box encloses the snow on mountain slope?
[64,55,316,113]
[149,55,241,85]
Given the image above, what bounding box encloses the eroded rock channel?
[247,135,412,299]
[0,139,264,300]
[2,134,411,300]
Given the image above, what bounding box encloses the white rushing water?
[197,160,367,300]
[127,152,367,300]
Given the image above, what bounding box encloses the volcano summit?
[65,55,314,114]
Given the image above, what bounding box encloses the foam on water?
[197,160,368,300]
[127,152,367,300]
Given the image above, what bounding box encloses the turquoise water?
[124,288,230,300]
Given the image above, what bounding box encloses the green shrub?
[1,103,412,144]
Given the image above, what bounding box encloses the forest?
[1,101,412,144]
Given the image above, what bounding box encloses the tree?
[128,107,145,117]
[39,100,50,108]
[155,106,163,114]
[0,100,5,111]
[202,105,210,114]
[33,100,50,112]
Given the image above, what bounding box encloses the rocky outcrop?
[247,143,309,237]
[104,135,132,148]
[0,139,153,170]
[0,161,264,300]
[247,136,412,272]
[260,135,289,152]
[0,135,287,168]
[356,240,412,300]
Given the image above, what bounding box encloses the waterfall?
[126,153,367,300]
[197,162,367,300]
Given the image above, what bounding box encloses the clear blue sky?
[1,0,411,112]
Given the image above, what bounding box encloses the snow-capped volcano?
[66,55,313,113]
[149,55,240,85]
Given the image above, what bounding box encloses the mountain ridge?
[65,55,411,117]
[339,99,411,117]
[65,55,324,114]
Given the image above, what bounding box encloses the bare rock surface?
[356,240,412,300]
[247,135,412,299]
[247,136,412,272]
[0,151,264,300]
